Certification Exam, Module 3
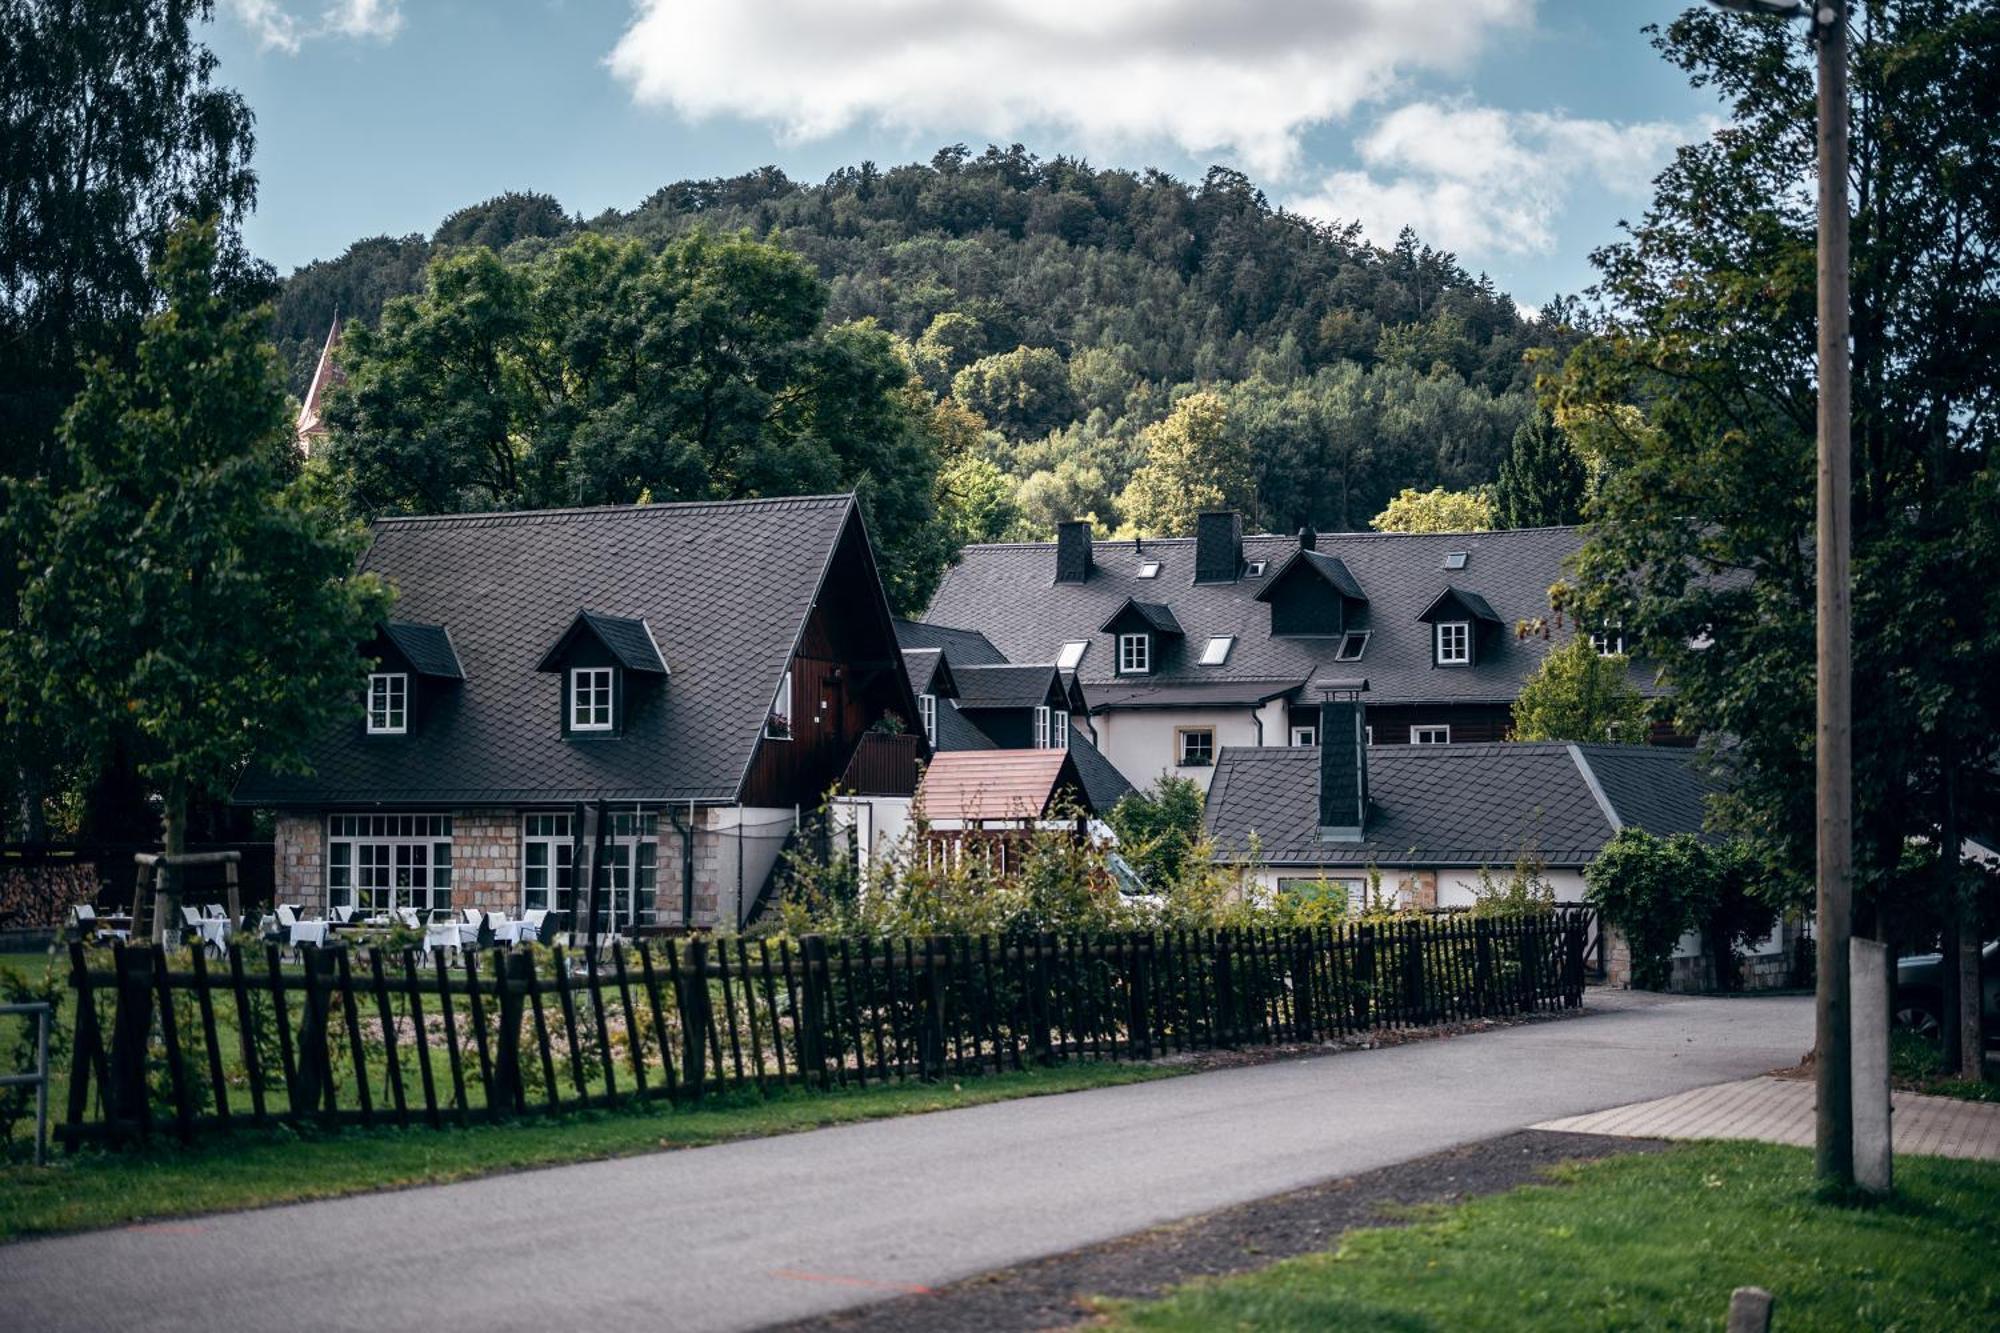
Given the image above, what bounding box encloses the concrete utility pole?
[1708,0,1853,1187]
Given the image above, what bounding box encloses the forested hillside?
[279,147,1566,547]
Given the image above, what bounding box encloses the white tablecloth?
[424,922,475,951]
[190,918,232,953]
[288,920,329,948]
[491,920,534,945]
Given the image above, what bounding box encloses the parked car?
[1894,940,1999,1045]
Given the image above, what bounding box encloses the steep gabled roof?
[534,610,668,675]
[1099,597,1184,636]
[1202,741,1716,868]
[953,663,1068,711]
[1417,585,1503,625]
[917,749,1092,822]
[893,618,1007,665]
[235,494,860,807]
[901,648,958,699]
[1255,548,1366,603]
[380,621,464,680]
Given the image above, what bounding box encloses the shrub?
[1585,830,1779,991]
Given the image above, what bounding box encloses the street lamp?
[1702,0,1854,1188]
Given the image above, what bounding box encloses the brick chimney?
[1297,524,1317,552]
[1194,510,1242,584]
[1317,678,1369,842]
[1055,520,1093,584]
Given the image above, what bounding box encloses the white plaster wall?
[1436,867,1590,908]
[1088,698,1292,793]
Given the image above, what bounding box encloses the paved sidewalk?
[1535,1075,2000,1161]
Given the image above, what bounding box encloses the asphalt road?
[2,991,1812,1332]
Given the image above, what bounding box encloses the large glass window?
[367,673,407,734]
[328,814,452,913]
[522,810,658,929]
[570,667,614,731]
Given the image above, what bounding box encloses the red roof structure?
[916,749,1093,824]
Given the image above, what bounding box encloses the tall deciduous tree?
[321,230,953,608]
[1120,391,1254,535]
[4,222,389,875]
[1369,485,1494,534]
[1495,407,1587,528]
[1510,634,1650,744]
[0,0,260,839]
[1556,2,2000,1027]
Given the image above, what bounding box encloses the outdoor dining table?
[288,919,330,948]
[423,921,475,952]
[490,918,534,945]
[187,917,232,954]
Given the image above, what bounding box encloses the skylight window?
[1056,640,1088,670]
[1244,560,1267,577]
[1137,560,1162,579]
[1199,636,1235,666]
[1443,551,1469,570]
[1334,631,1369,662]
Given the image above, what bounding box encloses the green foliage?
[3,221,392,848]
[1494,406,1587,528]
[1510,634,1650,743]
[1555,1,2000,915]
[1106,776,1208,891]
[319,229,953,609]
[432,191,573,250]
[1368,484,1494,534]
[1470,853,1559,918]
[950,345,1077,439]
[1120,392,1254,536]
[1585,829,1778,992]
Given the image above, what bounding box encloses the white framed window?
[1277,876,1366,913]
[1245,560,1267,577]
[1052,709,1070,750]
[1176,727,1215,767]
[328,813,452,914]
[1334,631,1369,662]
[1117,632,1151,674]
[1056,640,1088,670]
[570,667,614,731]
[766,668,793,739]
[1435,621,1470,665]
[918,693,937,745]
[1034,704,1052,749]
[367,672,408,734]
[1198,635,1234,666]
[524,810,658,928]
[1290,725,1317,747]
[1590,630,1625,657]
[1411,725,1451,745]
[1137,560,1161,579]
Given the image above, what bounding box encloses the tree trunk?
[156,777,188,945]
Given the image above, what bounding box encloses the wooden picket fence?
[59,910,1591,1148]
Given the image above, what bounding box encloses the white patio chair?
[396,906,421,929]
[203,903,228,920]
[462,907,484,926]
[180,904,204,929]
[331,904,354,924]
[521,907,548,944]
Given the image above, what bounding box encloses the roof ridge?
[373,493,855,529]
[953,524,1584,553]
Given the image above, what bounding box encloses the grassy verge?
[0,1059,1174,1242]
[1890,1029,2000,1103]
[1100,1142,2000,1331]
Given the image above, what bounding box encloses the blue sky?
[213,1,1725,309]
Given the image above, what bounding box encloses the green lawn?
[0,1059,1173,1241]
[1102,1142,2000,1332]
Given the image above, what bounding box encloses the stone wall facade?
[274,814,324,910]
[452,810,521,915]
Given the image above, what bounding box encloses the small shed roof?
[917,750,1092,823]
[534,609,668,675]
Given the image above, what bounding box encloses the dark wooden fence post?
[1028,932,1054,1067]
[681,937,711,1101]
[1474,918,1495,1016]
[105,943,154,1138]
[1352,924,1375,1031]
[494,950,530,1115]
[919,934,948,1080]
[799,934,830,1087]
[1125,934,1152,1060]
[1290,927,1316,1041]
[1402,921,1427,1024]
[1212,929,1236,1048]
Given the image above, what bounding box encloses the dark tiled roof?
[1086,679,1308,711]
[953,663,1066,711]
[1202,741,1713,868]
[1067,724,1135,812]
[535,610,668,674]
[902,649,951,698]
[1100,598,1184,636]
[1418,586,1503,624]
[382,622,464,679]
[926,526,1659,706]
[893,618,1007,665]
[235,495,858,807]
[1256,549,1365,603]
[933,700,997,751]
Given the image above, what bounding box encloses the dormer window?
[1198,635,1234,666]
[367,672,408,734]
[1056,640,1088,670]
[570,667,614,731]
[1117,633,1151,675]
[767,668,794,739]
[1244,560,1267,577]
[1335,631,1369,662]
[1436,622,1471,665]
[918,692,937,745]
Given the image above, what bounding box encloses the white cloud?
[224,0,403,54]
[1290,101,1692,258]
[606,0,1534,178]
